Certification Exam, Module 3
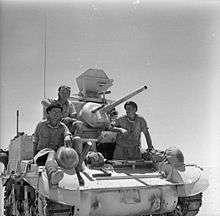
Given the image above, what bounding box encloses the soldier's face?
[125,105,137,118]
[48,108,62,122]
[59,89,70,100]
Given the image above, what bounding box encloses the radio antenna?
[43,13,47,98]
[16,110,19,136]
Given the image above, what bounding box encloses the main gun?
[78,85,148,128]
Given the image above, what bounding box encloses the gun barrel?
[100,85,147,113]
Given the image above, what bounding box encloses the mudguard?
[176,164,209,197]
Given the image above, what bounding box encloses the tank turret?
[72,69,147,128]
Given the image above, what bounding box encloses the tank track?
[3,177,15,216]
[4,189,13,216]
[3,177,76,216]
[170,193,203,216]
[159,193,203,216]
[147,193,203,216]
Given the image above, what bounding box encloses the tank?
[1,69,209,216]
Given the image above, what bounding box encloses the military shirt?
[114,114,149,147]
[33,120,71,153]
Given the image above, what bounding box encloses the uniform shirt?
[114,114,149,147]
[42,98,76,119]
[33,120,71,153]
[56,99,76,118]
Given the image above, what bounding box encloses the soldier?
[113,101,154,160]
[155,147,185,182]
[41,85,83,133]
[33,103,79,185]
[33,103,73,155]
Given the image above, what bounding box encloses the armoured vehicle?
[1,69,209,216]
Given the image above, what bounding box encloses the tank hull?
[79,186,177,216]
[2,157,208,216]
[21,162,178,216]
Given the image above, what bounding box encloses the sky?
[1,0,220,168]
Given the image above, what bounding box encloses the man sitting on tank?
[112,101,154,160]
[154,147,186,183]
[41,85,83,133]
[33,103,81,186]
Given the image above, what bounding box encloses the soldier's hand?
[64,135,72,147]
[119,128,128,134]
[97,134,104,143]
[73,120,84,131]
[62,117,72,125]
